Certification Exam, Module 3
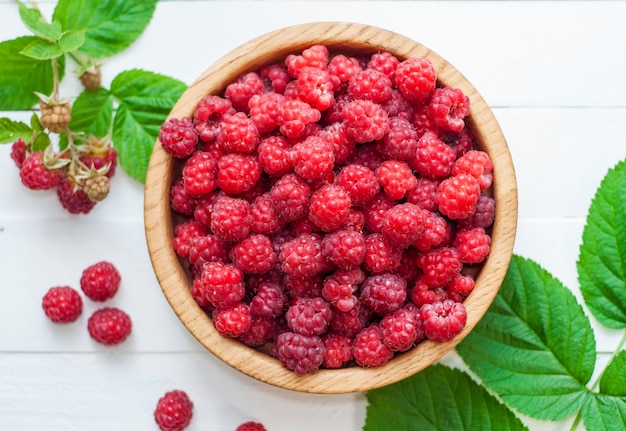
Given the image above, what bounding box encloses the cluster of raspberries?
[159,45,495,375]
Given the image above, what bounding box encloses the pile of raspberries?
[158,44,495,375]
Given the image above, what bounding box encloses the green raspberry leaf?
[600,350,626,396]
[52,0,158,59]
[17,2,63,42]
[31,131,51,152]
[581,393,626,431]
[577,158,626,329]
[0,37,65,109]
[109,69,186,182]
[58,30,86,54]
[456,254,596,421]
[30,112,44,133]
[69,88,114,138]
[364,364,528,431]
[20,38,64,60]
[0,117,33,144]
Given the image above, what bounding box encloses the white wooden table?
[1,1,625,430]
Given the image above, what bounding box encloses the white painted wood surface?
[1,1,625,430]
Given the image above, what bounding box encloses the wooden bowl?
[144,22,518,394]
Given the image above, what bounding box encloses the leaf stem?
[51,56,60,101]
[569,410,583,431]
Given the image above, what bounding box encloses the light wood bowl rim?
[144,21,518,394]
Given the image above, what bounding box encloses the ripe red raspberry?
[410,130,456,178]
[294,66,334,111]
[322,332,353,368]
[154,390,194,431]
[213,302,252,337]
[380,306,424,352]
[79,144,118,178]
[269,173,311,222]
[322,268,363,312]
[249,92,285,135]
[420,299,467,343]
[360,273,407,315]
[210,196,252,242]
[10,138,27,168]
[196,261,245,309]
[362,192,394,233]
[454,227,492,264]
[284,273,324,298]
[289,135,335,181]
[279,233,325,277]
[380,89,415,120]
[442,127,474,158]
[278,99,321,139]
[308,184,352,232]
[330,302,371,338]
[396,247,422,285]
[416,246,463,288]
[345,142,384,172]
[274,331,325,375]
[249,193,286,235]
[452,150,494,190]
[260,62,290,94]
[322,228,366,270]
[42,286,83,323]
[341,99,390,143]
[216,153,262,195]
[364,233,403,274]
[376,116,418,162]
[169,178,196,216]
[19,151,61,190]
[375,159,417,201]
[172,219,205,257]
[368,51,399,81]
[328,54,362,89]
[335,163,379,206]
[87,307,132,346]
[257,135,293,176]
[317,121,356,165]
[448,273,476,299]
[224,71,265,113]
[348,68,393,103]
[80,261,121,302]
[238,314,275,347]
[236,421,268,431]
[411,100,438,137]
[285,44,329,77]
[413,210,451,252]
[405,177,441,212]
[352,324,394,367]
[56,175,97,214]
[188,234,229,270]
[286,297,332,336]
[230,234,277,274]
[436,173,481,219]
[249,281,286,319]
[215,112,259,154]
[159,117,198,158]
[411,276,448,307]
[457,194,495,230]
[428,87,470,133]
[182,151,218,196]
[381,202,425,248]
[192,95,236,143]
[395,57,437,101]
[192,190,225,229]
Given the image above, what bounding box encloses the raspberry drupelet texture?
[11,138,28,168]
[330,302,371,338]
[322,332,353,369]
[413,209,451,252]
[406,177,441,212]
[360,272,407,315]
[236,421,268,431]
[213,302,252,337]
[279,233,325,277]
[80,261,121,302]
[154,389,194,431]
[437,173,481,219]
[216,153,262,195]
[257,135,293,176]
[224,72,265,113]
[368,51,399,81]
[19,151,61,190]
[364,232,403,274]
[284,273,324,298]
[381,202,425,249]
[457,194,495,230]
[42,286,83,323]
[195,261,245,309]
[453,227,492,264]
[250,193,286,235]
[428,87,470,133]
[216,111,259,153]
[380,306,424,352]
[192,190,225,230]
[328,54,362,89]
[348,68,393,103]
[249,281,286,319]
[294,66,335,111]
[335,163,380,206]
[286,296,332,336]
[238,314,275,347]
[322,228,366,270]
[448,273,476,299]
[188,234,229,270]
[56,175,97,214]
[260,62,290,94]
[410,130,456,179]
[341,99,390,143]
[182,151,218,196]
[159,117,198,158]
[290,135,335,181]
[395,57,437,102]
[210,196,252,242]
[352,324,394,367]
[363,192,395,233]
[249,92,286,135]
[278,99,321,139]
[452,150,494,190]
[377,116,418,162]
[420,299,468,343]
[285,44,329,77]
[87,307,132,346]
[230,234,277,274]
[375,159,417,201]
[411,276,449,307]
[170,178,196,216]
[269,173,311,222]
[192,95,235,143]
[416,246,463,288]
[308,184,352,232]
[322,274,359,312]
[274,331,325,375]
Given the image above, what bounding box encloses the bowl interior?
[144,22,518,394]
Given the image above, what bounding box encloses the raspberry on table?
[289,135,335,181]
[436,173,481,219]
[273,331,325,375]
[80,261,121,302]
[230,234,277,274]
[410,130,456,179]
[87,307,132,346]
[19,151,61,191]
[249,281,286,319]
[416,246,463,288]
[395,57,437,102]
[210,196,252,242]
[10,138,28,168]
[269,173,311,222]
[428,87,470,133]
[322,332,353,369]
[375,159,417,201]
[453,227,492,264]
[257,135,293,177]
[335,163,380,207]
[236,421,268,431]
[380,306,424,352]
[322,228,366,270]
[352,324,394,367]
[224,71,265,113]
[159,117,198,158]
[381,202,425,249]
[182,151,218,196]
[341,99,390,143]
[154,389,194,431]
[308,184,352,232]
[348,68,393,103]
[213,302,252,338]
[420,299,467,343]
[194,261,245,309]
[360,272,407,315]
[56,175,97,215]
[192,94,235,143]
[376,116,418,162]
[363,232,403,274]
[286,296,332,336]
[216,153,262,195]
[42,286,83,323]
[279,233,325,277]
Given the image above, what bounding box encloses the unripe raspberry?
[82,174,110,202]
[79,65,102,91]
[39,100,71,133]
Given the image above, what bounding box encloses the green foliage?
[0,117,33,144]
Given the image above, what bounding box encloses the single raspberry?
[294,66,334,111]
[376,116,418,162]
[87,307,132,346]
[448,273,476,298]
[317,121,356,165]
[257,135,293,177]
[78,144,118,178]
[380,88,415,120]
[209,196,252,242]
[224,72,265,113]
[362,192,395,233]
[416,246,463,288]
[345,142,384,172]
[413,210,451,251]
[452,150,494,190]
[335,164,379,207]
[395,57,437,102]
[238,315,275,347]
[411,101,439,137]
[80,261,121,302]
[322,269,363,312]
[19,151,61,190]
[364,233,403,274]
[278,99,321,139]
[436,173,481,219]
[454,227,492,264]
[375,159,417,201]
[195,262,245,309]
[274,331,325,375]
[352,324,394,367]
[213,302,252,337]
[380,306,424,352]
[341,99,390,143]
[82,174,110,202]
[368,51,399,81]
[420,299,467,343]
[249,281,286,319]
[56,175,96,214]
[441,127,475,158]
[10,138,27,168]
[410,130,456,178]
[360,273,407,315]
[230,234,277,274]
[286,297,332,336]
[154,390,194,431]
[324,91,351,123]
[285,44,329,77]
[348,68,393,103]
[329,302,371,338]
[39,100,71,133]
[428,87,470,133]
[188,234,229,270]
[249,92,285,134]
[192,95,236,143]
[308,184,352,232]
[159,117,198,158]
[405,177,441,212]
[42,286,83,323]
[248,193,284,235]
[260,62,290,94]
[236,421,267,431]
[284,273,324,298]
[289,135,335,181]
[279,233,325,277]
[216,111,259,153]
[457,194,495,230]
[322,228,366,270]
[381,202,425,248]
[182,151,218,196]
[328,54,362,89]
[216,153,262,195]
[411,276,448,307]
[269,173,311,222]
[322,332,353,369]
